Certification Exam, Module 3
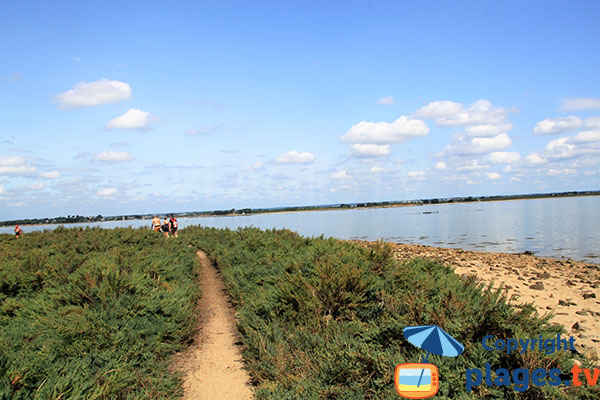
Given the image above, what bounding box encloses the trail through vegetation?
[174,250,253,400]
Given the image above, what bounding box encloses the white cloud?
[415,100,464,119]
[456,160,490,171]
[330,170,351,180]
[485,172,501,180]
[547,168,577,176]
[97,188,117,196]
[533,116,582,135]
[350,144,391,157]
[585,116,600,129]
[54,79,131,109]
[377,96,395,105]
[561,98,600,111]
[106,109,160,131]
[441,133,512,156]
[525,136,599,165]
[571,130,600,144]
[245,161,265,171]
[340,116,429,144]
[407,171,425,179]
[525,153,547,165]
[489,151,521,164]
[30,182,45,190]
[274,151,315,164]
[416,99,510,127]
[370,166,385,173]
[544,137,580,159]
[0,156,36,175]
[465,123,513,137]
[510,177,521,182]
[93,151,133,163]
[434,161,447,170]
[39,170,61,179]
[0,186,6,195]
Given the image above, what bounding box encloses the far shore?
[2,191,598,228]
[356,240,600,360]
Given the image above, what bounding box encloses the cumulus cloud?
[30,182,45,190]
[350,144,391,157]
[377,96,395,105]
[465,123,513,137]
[485,172,501,180]
[547,168,577,176]
[370,166,385,173]
[584,117,600,129]
[245,161,265,171]
[106,109,160,131]
[571,130,600,144]
[489,151,521,164]
[440,133,512,156]
[97,188,117,196]
[274,151,315,164]
[341,116,429,144]
[330,170,351,180]
[525,153,547,165]
[434,161,447,170]
[407,171,425,180]
[416,99,510,128]
[533,116,582,135]
[525,135,599,165]
[39,170,61,179]
[0,186,6,195]
[93,151,133,163]
[0,156,36,175]
[561,98,600,111]
[415,100,464,119]
[456,160,490,171]
[54,79,131,109]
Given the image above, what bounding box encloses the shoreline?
[2,192,598,228]
[358,241,600,359]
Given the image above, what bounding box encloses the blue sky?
[1,1,599,219]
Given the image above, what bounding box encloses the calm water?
[2,196,599,262]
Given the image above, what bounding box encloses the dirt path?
[174,250,253,400]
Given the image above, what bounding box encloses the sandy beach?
[366,242,600,359]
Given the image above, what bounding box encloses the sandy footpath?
[172,251,253,399]
[378,243,600,359]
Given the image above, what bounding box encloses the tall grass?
[183,226,599,399]
[0,227,200,399]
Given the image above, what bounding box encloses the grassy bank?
[183,226,599,399]
[0,227,200,399]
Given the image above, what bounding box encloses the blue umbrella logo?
[402,325,464,390]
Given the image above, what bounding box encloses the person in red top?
[14,225,23,238]
[170,216,178,237]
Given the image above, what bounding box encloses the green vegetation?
[0,227,200,399]
[2,226,598,399]
[183,226,599,399]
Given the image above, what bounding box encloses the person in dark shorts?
[14,225,23,238]
[170,215,178,237]
[162,217,171,238]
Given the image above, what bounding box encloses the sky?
[1,1,599,220]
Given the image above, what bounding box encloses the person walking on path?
[162,217,171,238]
[152,215,161,232]
[14,225,23,238]
[170,215,178,238]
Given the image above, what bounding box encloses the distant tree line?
[2,190,598,227]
